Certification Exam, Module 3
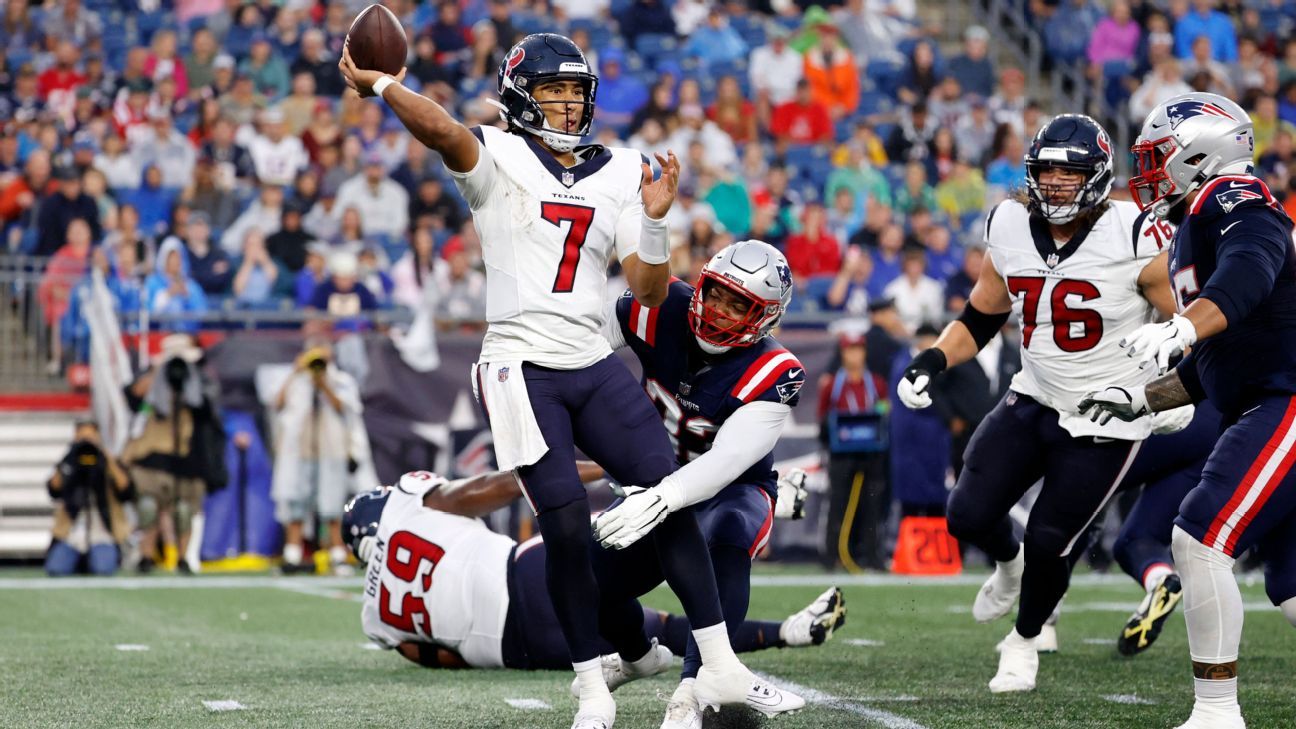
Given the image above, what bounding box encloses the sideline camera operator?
[47,421,135,576]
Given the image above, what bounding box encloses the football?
[345,4,408,77]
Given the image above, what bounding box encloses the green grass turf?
[0,570,1292,728]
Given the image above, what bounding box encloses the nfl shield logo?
[562,171,575,186]
[1046,253,1060,268]
[679,382,691,396]
[498,366,510,382]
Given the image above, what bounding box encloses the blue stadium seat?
[783,145,816,178]
[857,89,892,117]
[803,275,837,309]
[634,33,678,66]
[866,59,905,100]
[883,163,906,191]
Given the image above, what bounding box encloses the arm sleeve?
[1197,207,1291,325]
[659,401,791,509]
[446,128,497,212]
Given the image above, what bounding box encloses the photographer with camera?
[46,421,135,576]
[271,340,365,575]
[122,334,226,573]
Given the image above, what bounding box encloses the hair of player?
[1010,187,1111,229]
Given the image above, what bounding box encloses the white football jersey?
[986,199,1164,440]
[450,125,651,369]
[360,471,515,667]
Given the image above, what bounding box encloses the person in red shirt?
[784,201,842,280]
[37,39,87,101]
[769,80,833,145]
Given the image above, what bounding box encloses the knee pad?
[1172,525,1235,570]
[1282,597,1296,629]
[174,500,194,534]
[137,496,158,529]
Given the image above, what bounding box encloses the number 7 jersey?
[985,199,1163,440]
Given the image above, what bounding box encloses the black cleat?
[1118,573,1183,656]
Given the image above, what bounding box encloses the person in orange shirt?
[803,25,860,119]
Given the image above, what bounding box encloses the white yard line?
[847,638,886,647]
[202,700,246,712]
[504,699,552,710]
[275,582,364,603]
[1102,694,1156,705]
[948,601,1274,614]
[756,673,931,729]
[114,644,150,651]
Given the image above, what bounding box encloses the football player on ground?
[591,240,817,728]
[897,114,1178,693]
[341,34,785,729]
[1080,92,1296,729]
[344,469,842,673]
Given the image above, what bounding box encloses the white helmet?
[1129,92,1255,219]
[689,240,792,355]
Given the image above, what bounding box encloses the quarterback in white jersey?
[341,32,776,729]
[897,115,1178,694]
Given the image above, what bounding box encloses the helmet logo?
[775,263,792,296]
[504,46,526,80]
[1164,100,1236,130]
[1096,130,1112,157]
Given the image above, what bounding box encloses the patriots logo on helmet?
[1164,100,1237,130]
[1215,188,1263,214]
[775,264,793,296]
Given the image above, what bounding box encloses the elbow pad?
[957,302,1010,350]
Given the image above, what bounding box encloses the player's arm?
[424,461,604,518]
[396,641,469,669]
[1137,251,1178,318]
[615,152,680,308]
[338,45,478,174]
[897,253,1013,409]
[600,297,629,351]
[1078,360,1202,423]
[593,401,790,550]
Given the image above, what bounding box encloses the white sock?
[671,678,697,706]
[329,545,349,565]
[692,622,739,668]
[283,543,303,565]
[573,657,611,704]
[1143,563,1175,592]
[1000,544,1025,577]
[1172,527,1243,710]
[1281,597,1296,629]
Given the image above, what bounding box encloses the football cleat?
[745,679,806,717]
[780,586,847,646]
[774,468,809,520]
[660,683,702,729]
[1174,705,1246,729]
[571,640,674,698]
[973,545,1025,623]
[989,629,1038,693]
[694,662,803,716]
[571,695,616,729]
[1118,573,1183,656]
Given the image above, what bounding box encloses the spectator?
[945,245,984,313]
[266,200,313,272]
[888,323,952,516]
[893,161,938,216]
[295,242,330,308]
[785,202,843,280]
[280,72,319,137]
[93,133,142,193]
[898,39,942,107]
[186,28,221,93]
[302,103,343,165]
[202,117,256,190]
[146,238,208,324]
[955,96,998,167]
[683,7,748,67]
[803,25,860,120]
[221,74,268,128]
[1044,0,1102,64]
[429,1,471,60]
[241,33,291,100]
[826,142,892,215]
[989,68,1029,135]
[292,29,346,97]
[409,177,465,237]
[1181,35,1235,97]
[1232,36,1270,97]
[1,0,41,57]
[750,165,803,241]
[464,20,505,84]
[358,245,394,305]
[770,79,833,145]
[145,29,189,99]
[221,182,285,255]
[1129,57,1193,125]
[309,250,379,315]
[1174,0,1238,62]
[121,165,178,237]
[708,75,758,145]
[130,110,198,190]
[178,212,233,296]
[247,107,309,187]
[38,38,86,105]
[834,0,902,64]
[38,218,93,368]
[826,186,864,244]
[950,26,996,98]
[45,421,134,576]
[1088,0,1141,71]
[407,32,460,93]
[486,0,519,51]
[0,149,51,229]
[102,204,154,275]
[1253,95,1296,158]
[233,228,280,308]
[826,245,874,315]
[621,0,676,49]
[36,166,101,257]
[1258,128,1296,183]
[884,247,943,334]
[749,24,803,112]
[334,153,410,240]
[122,334,223,573]
[183,157,240,233]
[866,297,908,379]
[885,102,938,164]
[818,331,891,571]
[42,0,103,47]
[871,223,906,288]
[434,236,487,326]
[272,341,366,574]
[672,0,709,36]
[596,49,650,136]
[936,160,988,220]
[392,227,439,310]
[669,105,738,174]
[926,126,960,183]
[985,125,1028,198]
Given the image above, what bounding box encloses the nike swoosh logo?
[1221,221,1242,236]
[787,369,802,378]
[1229,181,1251,188]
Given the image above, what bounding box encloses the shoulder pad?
[1189,175,1279,219]
[983,199,1026,247]
[731,347,805,405]
[397,470,448,497]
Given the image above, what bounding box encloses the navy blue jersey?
[1170,174,1296,419]
[615,281,805,496]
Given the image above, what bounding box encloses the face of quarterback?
[533,79,586,135]
[1036,166,1085,207]
[703,280,750,333]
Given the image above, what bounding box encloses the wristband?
[908,347,948,377]
[637,213,670,265]
[372,76,398,98]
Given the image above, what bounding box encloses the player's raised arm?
[617,151,680,308]
[338,44,479,174]
[424,461,605,518]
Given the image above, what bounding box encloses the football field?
[1,568,1292,729]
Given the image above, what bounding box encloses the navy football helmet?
[1024,114,1115,224]
[342,487,390,562]
[495,33,598,153]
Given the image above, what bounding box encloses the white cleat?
[973,545,1025,623]
[989,629,1038,693]
[1174,705,1246,729]
[570,639,675,698]
[660,683,703,729]
[746,678,806,717]
[780,586,848,646]
[693,661,803,716]
[571,695,616,729]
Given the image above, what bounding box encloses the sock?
[1173,527,1243,710]
[283,543,303,565]
[1193,676,1239,711]
[537,500,603,663]
[1142,562,1175,593]
[651,511,724,628]
[329,545,348,565]
[691,621,739,669]
[572,657,611,704]
[1015,542,1069,640]
[744,620,787,650]
[670,677,698,707]
[681,546,751,679]
[1281,597,1296,629]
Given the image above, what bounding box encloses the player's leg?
[946,394,1049,623]
[1172,397,1296,728]
[1114,467,1196,655]
[316,458,351,574]
[1260,507,1296,629]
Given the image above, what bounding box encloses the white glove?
[1151,404,1195,435]
[774,468,808,520]
[1077,385,1150,425]
[897,373,932,410]
[593,479,685,550]
[1121,314,1197,375]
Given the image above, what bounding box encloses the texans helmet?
[496,33,598,153]
[341,487,390,562]
[689,240,793,354]
[1024,114,1115,224]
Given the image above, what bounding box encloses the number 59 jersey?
[360,472,515,667]
[986,199,1163,440]
[450,124,655,370]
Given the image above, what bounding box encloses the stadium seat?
[865,59,905,100]
[634,33,678,66]
[803,274,837,309]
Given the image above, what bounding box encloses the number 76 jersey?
[985,199,1163,440]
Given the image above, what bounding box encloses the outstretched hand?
[338,41,407,98]
[641,150,680,221]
